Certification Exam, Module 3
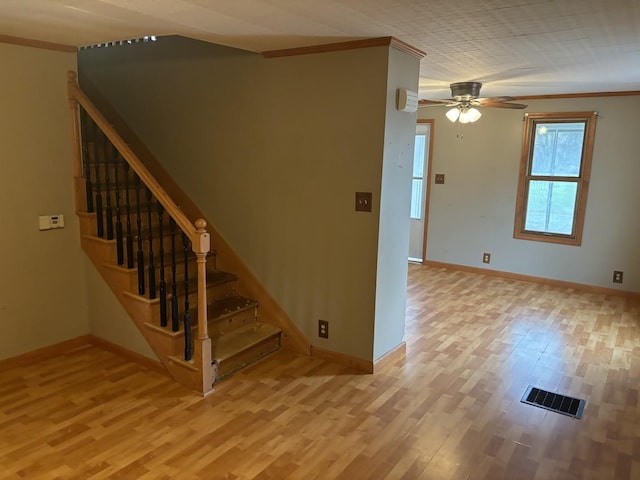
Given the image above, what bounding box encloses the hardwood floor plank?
[1,264,639,478]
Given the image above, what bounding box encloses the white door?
[408,122,431,261]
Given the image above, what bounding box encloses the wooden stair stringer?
[77,73,311,357]
[80,232,210,393]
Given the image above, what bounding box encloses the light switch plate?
[355,192,372,212]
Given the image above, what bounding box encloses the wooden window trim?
[513,111,597,246]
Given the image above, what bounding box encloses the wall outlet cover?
[355,192,372,212]
[318,319,329,339]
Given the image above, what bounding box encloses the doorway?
[408,120,433,263]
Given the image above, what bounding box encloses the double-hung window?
[514,112,597,246]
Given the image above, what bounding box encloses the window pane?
[413,135,425,178]
[410,179,423,219]
[525,180,577,235]
[531,123,585,177]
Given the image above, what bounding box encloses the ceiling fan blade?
[480,101,528,109]
[476,96,515,103]
[419,99,456,105]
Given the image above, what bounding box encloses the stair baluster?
[170,219,180,332]
[146,188,156,299]
[80,109,94,213]
[103,140,114,240]
[113,153,124,266]
[183,232,192,361]
[92,119,104,238]
[157,203,167,327]
[123,163,134,269]
[135,174,145,295]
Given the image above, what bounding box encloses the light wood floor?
[1,264,639,479]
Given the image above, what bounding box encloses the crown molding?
[263,36,425,59]
[513,91,640,100]
[418,89,640,106]
[0,34,76,53]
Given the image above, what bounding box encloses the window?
[514,112,597,245]
[410,126,428,219]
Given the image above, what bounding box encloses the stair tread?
[213,322,280,363]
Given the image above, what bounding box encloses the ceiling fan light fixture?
[446,106,482,124]
[463,107,482,123]
[446,107,460,122]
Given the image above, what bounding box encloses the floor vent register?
[521,385,585,419]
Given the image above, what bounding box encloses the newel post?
[193,219,213,395]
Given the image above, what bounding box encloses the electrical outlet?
[318,320,329,339]
[613,271,623,284]
[435,174,445,184]
[482,252,491,264]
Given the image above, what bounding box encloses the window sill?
[513,231,582,246]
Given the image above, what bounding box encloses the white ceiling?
[1,0,639,99]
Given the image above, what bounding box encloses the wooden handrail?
[66,71,210,255]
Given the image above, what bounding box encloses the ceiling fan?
[422,82,527,123]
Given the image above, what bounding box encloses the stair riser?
[141,281,238,325]
[158,281,239,325]
[77,213,97,237]
[81,236,117,264]
[215,333,281,380]
[186,281,238,312]
[107,260,236,301]
[119,263,214,295]
[209,307,257,337]
[146,254,203,277]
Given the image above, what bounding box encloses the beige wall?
[79,37,413,361]
[419,96,640,292]
[373,48,420,360]
[0,43,89,360]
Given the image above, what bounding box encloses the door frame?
[416,119,434,264]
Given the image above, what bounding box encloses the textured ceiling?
[1,0,639,99]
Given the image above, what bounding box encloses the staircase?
[67,71,288,395]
